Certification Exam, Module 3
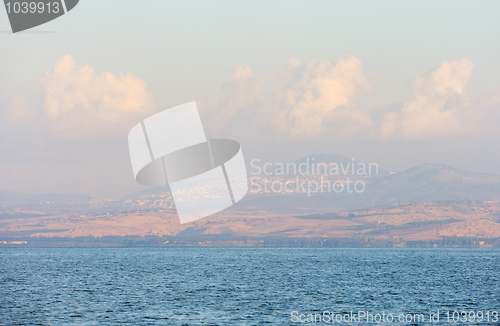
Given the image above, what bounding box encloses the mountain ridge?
[1,156,499,210]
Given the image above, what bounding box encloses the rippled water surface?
[1,248,499,325]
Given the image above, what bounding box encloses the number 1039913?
[5,1,60,14]
[444,310,498,323]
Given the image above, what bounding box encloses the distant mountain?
[367,163,500,203]
[241,162,500,211]
[120,157,500,212]
[2,156,500,214]
[121,154,390,200]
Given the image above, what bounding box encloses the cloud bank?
[209,57,498,142]
[208,55,370,139]
[1,55,498,197]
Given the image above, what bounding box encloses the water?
[1,248,499,325]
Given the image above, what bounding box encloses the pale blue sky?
[1,1,499,105]
[0,1,499,197]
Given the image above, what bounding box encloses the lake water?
[1,248,499,325]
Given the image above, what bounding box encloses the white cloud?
[34,55,156,138]
[276,56,370,137]
[381,58,475,139]
[207,55,370,139]
[0,55,156,196]
[208,57,500,143]
[411,59,473,95]
[41,55,154,120]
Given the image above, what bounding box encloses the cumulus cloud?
[209,57,499,143]
[381,58,475,139]
[411,59,473,95]
[2,55,156,140]
[0,55,156,196]
[207,55,370,139]
[36,55,155,138]
[276,56,370,137]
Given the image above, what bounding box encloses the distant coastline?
[1,235,498,248]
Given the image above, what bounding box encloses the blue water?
[0,248,499,325]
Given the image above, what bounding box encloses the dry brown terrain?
[1,201,499,242]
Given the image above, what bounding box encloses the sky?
[0,0,499,198]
